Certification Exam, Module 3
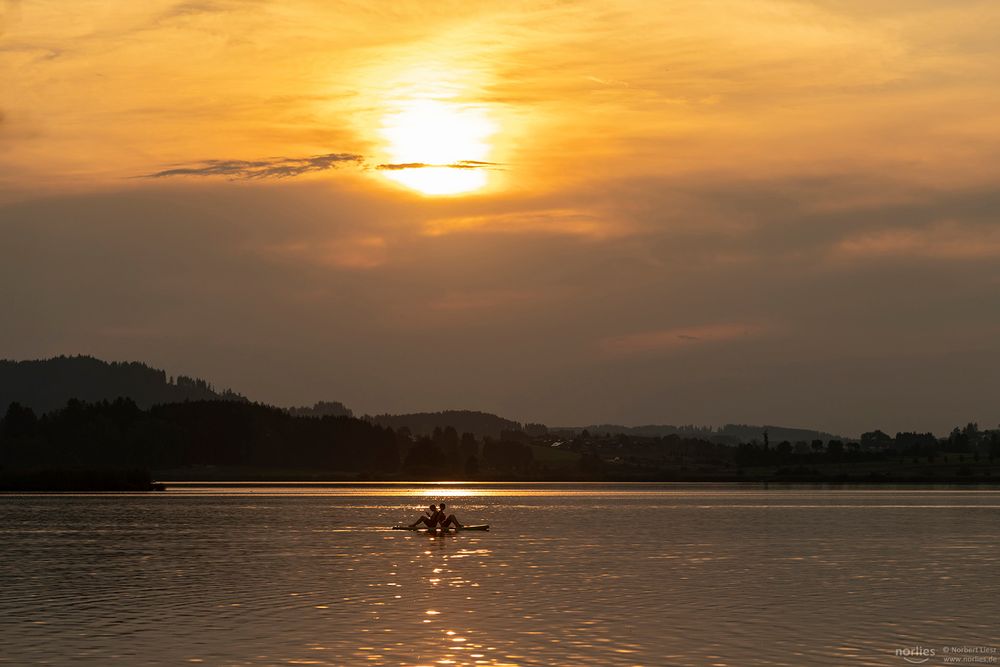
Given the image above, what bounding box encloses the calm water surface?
[1,484,998,666]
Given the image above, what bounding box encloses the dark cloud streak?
[143,153,363,180]
[142,155,501,180]
[376,160,501,171]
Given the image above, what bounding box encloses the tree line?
[2,397,997,482]
[0,399,538,478]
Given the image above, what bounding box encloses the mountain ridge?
[0,355,245,415]
[1,355,854,441]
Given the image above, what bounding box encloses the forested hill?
[550,423,851,444]
[369,410,521,440]
[0,356,246,414]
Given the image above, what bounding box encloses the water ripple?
[1,487,998,665]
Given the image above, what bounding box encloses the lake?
[1,484,998,666]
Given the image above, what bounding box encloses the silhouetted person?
[438,502,463,529]
[408,504,442,529]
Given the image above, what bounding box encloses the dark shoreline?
[0,469,164,492]
[158,480,1000,491]
[2,467,997,492]
[151,465,999,486]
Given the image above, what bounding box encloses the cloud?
[423,208,618,238]
[143,153,363,179]
[601,323,772,356]
[158,1,229,20]
[832,220,1000,262]
[141,155,497,180]
[262,236,388,270]
[376,160,500,171]
[0,1,21,37]
[4,178,1000,435]
[428,288,539,312]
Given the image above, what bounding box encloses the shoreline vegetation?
[1,358,998,491]
[3,472,998,493]
[153,463,1000,485]
[1,395,997,491]
[0,468,164,492]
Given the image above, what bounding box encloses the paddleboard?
[392,524,489,532]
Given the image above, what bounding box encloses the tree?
[464,455,479,477]
[435,425,459,458]
[403,437,445,472]
[949,427,969,452]
[483,439,534,474]
[460,432,479,460]
[372,428,400,473]
[1,402,38,439]
[826,440,844,459]
[860,430,891,447]
[963,422,980,443]
[580,451,603,475]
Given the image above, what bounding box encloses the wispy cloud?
[601,323,772,356]
[833,221,1000,261]
[0,0,20,38]
[143,153,363,179]
[423,208,618,238]
[428,288,538,312]
[142,155,498,180]
[261,236,387,270]
[157,1,228,20]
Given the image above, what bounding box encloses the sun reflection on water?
[414,487,480,498]
[349,529,518,667]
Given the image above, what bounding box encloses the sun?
[380,99,497,195]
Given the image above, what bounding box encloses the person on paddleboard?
[407,503,443,529]
[437,502,464,529]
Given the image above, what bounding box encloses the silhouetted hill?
[549,423,852,444]
[369,410,521,440]
[287,401,353,418]
[0,355,246,414]
[2,394,995,485]
[1,399,399,477]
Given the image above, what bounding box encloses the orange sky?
[2,0,1000,434]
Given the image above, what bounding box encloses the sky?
[2,0,1000,436]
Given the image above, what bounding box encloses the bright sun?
[380,100,496,196]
